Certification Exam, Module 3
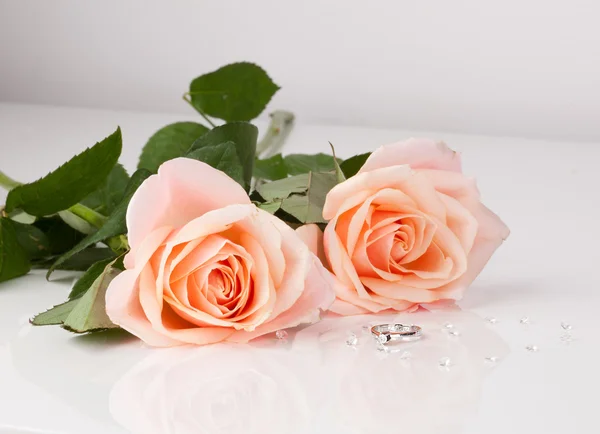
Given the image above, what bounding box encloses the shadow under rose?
[109,310,509,434]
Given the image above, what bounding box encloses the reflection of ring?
[371,324,423,345]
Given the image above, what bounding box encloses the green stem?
[0,170,21,190]
[68,203,107,228]
[182,93,216,128]
[256,110,295,157]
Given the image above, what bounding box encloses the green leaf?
[46,169,151,277]
[188,122,258,190]
[5,127,123,216]
[11,220,50,260]
[138,122,210,173]
[279,172,338,224]
[31,259,121,331]
[255,171,337,223]
[340,152,371,178]
[254,154,288,181]
[62,264,121,333]
[189,62,279,122]
[68,257,115,300]
[33,217,85,255]
[256,200,282,214]
[81,163,130,214]
[187,142,244,186]
[284,153,344,176]
[33,248,116,272]
[256,173,311,201]
[30,299,79,326]
[0,218,31,283]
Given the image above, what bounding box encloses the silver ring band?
[371,324,423,344]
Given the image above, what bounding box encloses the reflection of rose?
[293,311,510,434]
[110,310,509,434]
[110,345,311,434]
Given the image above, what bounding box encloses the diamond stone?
[377,333,389,345]
[443,322,454,329]
[439,357,452,369]
[561,322,572,331]
[485,317,498,324]
[346,333,358,347]
[525,344,538,352]
[275,330,288,340]
[484,356,499,365]
[520,317,530,324]
[447,330,461,337]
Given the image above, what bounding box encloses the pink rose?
[299,138,509,315]
[105,158,335,346]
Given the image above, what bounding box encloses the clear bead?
[561,322,572,331]
[439,357,452,369]
[275,330,288,340]
[484,356,499,365]
[525,344,538,352]
[346,333,358,347]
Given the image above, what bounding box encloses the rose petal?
[105,269,179,347]
[227,255,336,343]
[359,138,462,174]
[127,158,251,249]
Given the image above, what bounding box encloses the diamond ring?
[371,324,423,345]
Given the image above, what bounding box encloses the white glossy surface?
[1,103,599,433]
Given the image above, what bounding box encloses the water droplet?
[485,317,498,324]
[275,330,288,340]
[439,357,452,369]
[443,322,454,329]
[346,333,358,346]
[561,322,572,331]
[525,344,538,352]
[484,356,499,365]
[520,317,530,324]
[447,330,461,337]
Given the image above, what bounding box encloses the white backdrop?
[1,0,600,141]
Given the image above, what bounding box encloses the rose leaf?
[6,127,122,216]
[0,217,31,283]
[187,141,245,187]
[138,122,210,173]
[189,62,280,122]
[339,152,371,178]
